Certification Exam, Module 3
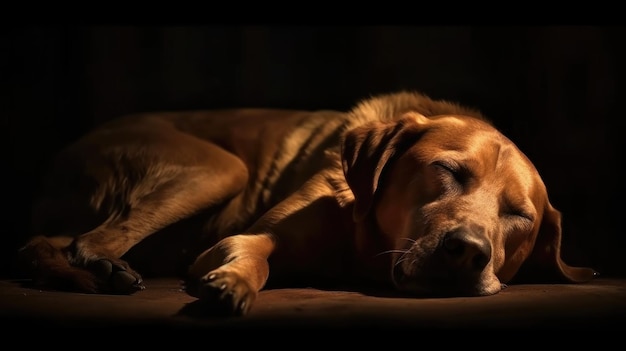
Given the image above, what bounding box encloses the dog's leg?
[22,129,249,295]
[67,167,244,294]
[185,233,275,315]
[185,173,338,315]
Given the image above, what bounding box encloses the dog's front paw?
[89,259,145,294]
[185,270,256,316]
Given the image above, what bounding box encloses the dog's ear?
[341,113,426,222]
[511,202,597,284]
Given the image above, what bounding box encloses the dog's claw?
[111,271,142,294]
[190,271,256,316]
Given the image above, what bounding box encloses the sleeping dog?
[20,91,596,315]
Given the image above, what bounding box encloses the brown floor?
[2,277,625,333]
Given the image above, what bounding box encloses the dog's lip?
[392,265,499,297]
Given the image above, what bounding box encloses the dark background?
[4,26,624,280]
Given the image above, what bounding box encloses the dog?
[19,91,597,316]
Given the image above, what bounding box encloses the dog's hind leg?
[21,126,249,294]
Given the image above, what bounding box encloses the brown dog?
[19,91,596,316]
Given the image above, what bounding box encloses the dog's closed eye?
[501,205,535,233]
[432,160,472,193]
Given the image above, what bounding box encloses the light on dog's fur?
[22,91,595,316]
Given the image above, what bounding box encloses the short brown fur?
[20,91,596,315]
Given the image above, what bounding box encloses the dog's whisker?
[374,249,409,257]
[395,256,411,266]
[393,248,414,269]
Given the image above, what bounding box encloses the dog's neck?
[348,208,396,287]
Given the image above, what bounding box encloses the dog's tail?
[18,235,99,293]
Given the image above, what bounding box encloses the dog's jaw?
[391,248,503,297]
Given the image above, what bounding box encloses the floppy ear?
[511,202,598,283]
[341,113,426,222]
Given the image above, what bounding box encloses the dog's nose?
[442,229,491,272]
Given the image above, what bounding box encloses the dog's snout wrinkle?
[442,229,491,272]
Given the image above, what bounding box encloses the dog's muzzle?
[392,226,498,297]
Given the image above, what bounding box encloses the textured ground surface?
[2,277,625,333]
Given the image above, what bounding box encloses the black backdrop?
[4,26,624,279]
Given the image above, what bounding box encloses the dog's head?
[341,92,596,296]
